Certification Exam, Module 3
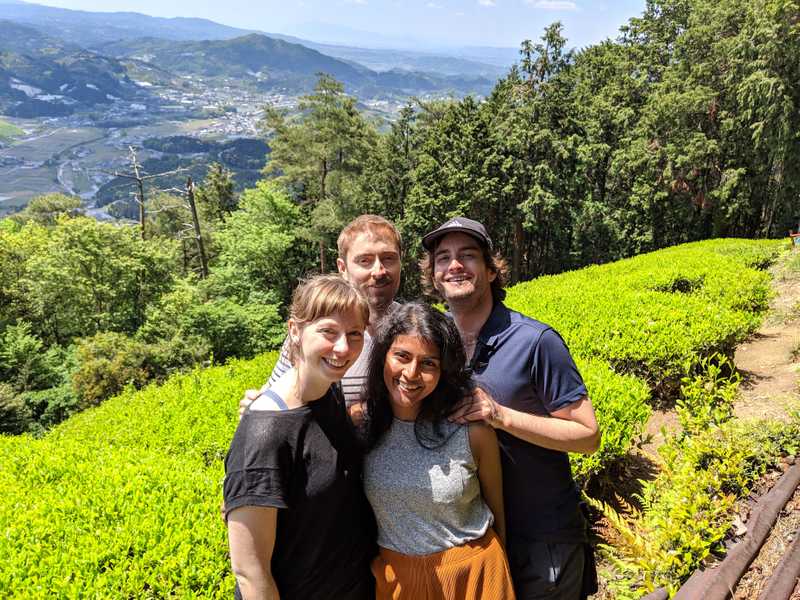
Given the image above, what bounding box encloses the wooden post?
[186,177,209,279]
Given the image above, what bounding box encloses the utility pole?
[185,177,209,279]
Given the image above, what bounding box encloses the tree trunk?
[512,219,523,284]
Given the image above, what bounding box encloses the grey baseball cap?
[422,216,493,251]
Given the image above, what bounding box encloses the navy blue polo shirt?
[468,301,588,545]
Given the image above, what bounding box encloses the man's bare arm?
[452,389,601,454]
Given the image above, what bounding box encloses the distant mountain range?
[96,34,493,96]
[0,1,516,78]
[0,20,143,117]
[0,1,516,118]
[0,1,256,45]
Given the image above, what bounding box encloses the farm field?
[0,238,793,598]
[0,118,24,141]
[0,116,245,213]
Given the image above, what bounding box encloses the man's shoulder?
[501,303,555,338]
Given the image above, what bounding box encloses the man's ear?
[336,257,347,275]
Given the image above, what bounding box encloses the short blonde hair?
[288,274,370,364]
[336,215,402,262]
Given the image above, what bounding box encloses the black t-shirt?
[224,387,376,600]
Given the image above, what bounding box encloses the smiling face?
[432,232,496,306]
[337,232,401,314]
[383,333,441,421]
[290,309,366,385]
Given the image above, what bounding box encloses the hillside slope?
[0,1,255,45]
[0,239,786,597]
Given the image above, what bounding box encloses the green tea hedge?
[505,239,781,393]
[0,239,783,597]
[0,353,277,598]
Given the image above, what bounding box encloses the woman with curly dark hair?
[362,302,515,600]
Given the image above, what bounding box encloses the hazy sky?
[31,0,647,48]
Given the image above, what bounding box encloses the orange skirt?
[371,528,516,600]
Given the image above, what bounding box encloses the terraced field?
[0,239,789,598]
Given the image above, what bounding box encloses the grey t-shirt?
[363,418,493,555]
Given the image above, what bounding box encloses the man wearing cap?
[420,217,600,600]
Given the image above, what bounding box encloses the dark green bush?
[19,384,80,429]
[0,322,62,392]
[0,382,30,434]
[71,332,151,407]
[186,298,284,361]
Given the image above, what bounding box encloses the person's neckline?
[392,416,416,424]
[247,403,311,415]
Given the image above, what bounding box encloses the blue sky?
[32,0,647,49]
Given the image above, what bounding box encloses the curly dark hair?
[363,302,474,450]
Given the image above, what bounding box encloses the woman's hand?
[239,389,261,418]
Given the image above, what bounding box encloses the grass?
[0,119,23,141]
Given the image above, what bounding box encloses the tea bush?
[591,415,800,598]
[0,239,784,597]
[0,353,278,597]
[571,358,651,482]
[505,239,782,393]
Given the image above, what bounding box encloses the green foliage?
[210,180,307,305]
[591,416,800,598]
[9,193,83,226]
[71,332,152,408]
[185,298,284,362]
[570,358,652,482]
[18,384,80,431]
[197,162,238,223]
[504,239,782,395]
[0,321,62,392]
[260,74,378,269]
[0,382,30,434]
[17,216,177,344]
[676,354,739,436]
[0,353,278,597]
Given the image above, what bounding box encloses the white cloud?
[478,0,497,6]
[455,10,466,16]
[527,0,577,10]
[426,1,442,7]
[344,0,367,4]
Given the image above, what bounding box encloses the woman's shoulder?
[467,421,498,457]
[249,388,291,412]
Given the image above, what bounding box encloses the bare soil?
[640,252,800,453]
[734,256,800,422]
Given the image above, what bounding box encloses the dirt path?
[642,251,800,452]
[734,254,800,421]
